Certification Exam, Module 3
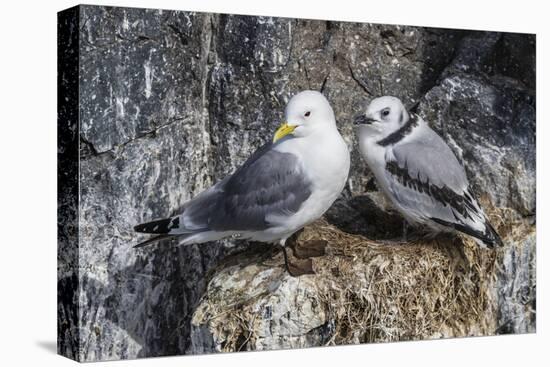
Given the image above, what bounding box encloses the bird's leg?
[282,245,294,275]
[402,220,408,243]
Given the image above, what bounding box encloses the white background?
[0,0,547,365]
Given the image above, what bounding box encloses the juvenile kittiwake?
[134,90,351,275]
[354,96,502,248]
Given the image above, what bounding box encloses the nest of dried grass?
[304,221,497,343]
[193,201,534,351]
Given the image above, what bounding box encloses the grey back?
[180,143,313,232]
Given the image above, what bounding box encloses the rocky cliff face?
[58,5,535,361]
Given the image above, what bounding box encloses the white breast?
[270,127,351,235]
[358,134,391,194]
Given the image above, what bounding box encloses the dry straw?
[193,200,534,351]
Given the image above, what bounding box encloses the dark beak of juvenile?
[354,114,376,126]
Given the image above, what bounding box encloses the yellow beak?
[273,122,296,143]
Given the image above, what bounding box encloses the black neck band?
[377,113,419,147]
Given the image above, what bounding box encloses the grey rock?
[420,73,536,215]
[58,5,535,361]
[57,6,80,360]
[496,231,536,334]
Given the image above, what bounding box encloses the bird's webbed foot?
[281,244,315,277]
[291,239,328,259]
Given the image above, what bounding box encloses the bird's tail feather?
[134,234,174,248]
[133,215,212,248]
[430,217,503,248]
[483,220,504,247]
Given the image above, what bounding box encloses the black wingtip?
[484,221,504,248]
[430,217,504,249]
[134,216,179,234]
[133,223,145,233]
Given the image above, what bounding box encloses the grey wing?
[394,129,468,192]
[385,128,486,232]
[173,143,313,233]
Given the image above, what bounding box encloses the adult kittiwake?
[354,96,502,248]
[134,90,351,275]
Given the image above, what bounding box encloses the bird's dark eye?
[304,111,311,117]
[382,109,390,117]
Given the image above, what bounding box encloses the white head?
[354,96,410,140]
[273,90,336,143]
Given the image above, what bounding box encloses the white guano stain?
[115,96,125,118]
[122,14,129,30]
[144,60,153,99]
